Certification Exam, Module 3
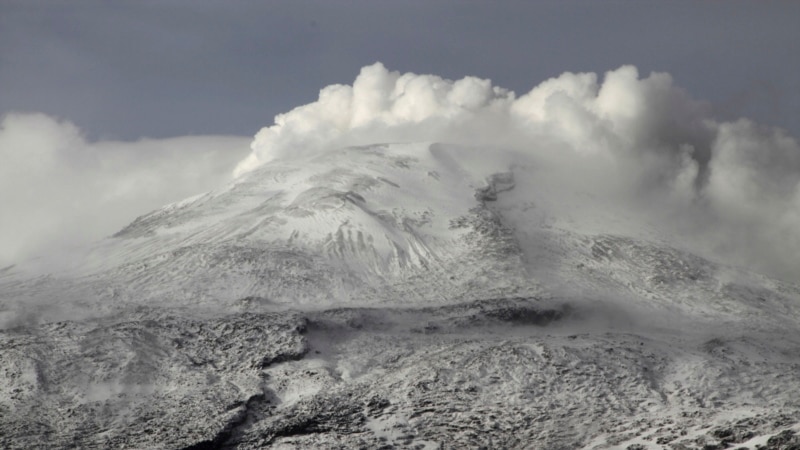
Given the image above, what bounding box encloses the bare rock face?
[474,172,515,202]
[2,143,800,449]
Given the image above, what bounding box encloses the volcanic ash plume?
[236,62,800,279]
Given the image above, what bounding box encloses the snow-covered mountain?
[2,143,537,316]
[2,140,800,449]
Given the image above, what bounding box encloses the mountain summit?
[3,64,800,449]
[3,141,800,450]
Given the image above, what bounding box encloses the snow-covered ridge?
[3,143,537,312]
[4,141,800,324]
[2,139,800,449]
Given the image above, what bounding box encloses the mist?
[3,64,800,280]
[0,113,250,267]
[236,63,800,279]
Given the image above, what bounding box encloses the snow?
[2,141,800,448]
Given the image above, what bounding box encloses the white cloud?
[4,64,799,279]
[236,62,800,279]
[0,113,249,267]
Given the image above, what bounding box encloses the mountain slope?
[3,143,539,314]
[2,142,800,449]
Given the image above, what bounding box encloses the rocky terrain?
[2,143,800,449]
[3,296,800,449]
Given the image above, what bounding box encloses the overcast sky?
[2,1,799,140]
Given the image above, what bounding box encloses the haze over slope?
[4,63,800,281]
[3,65,800,450]
[0,114,250,267]
[236,63,800,281]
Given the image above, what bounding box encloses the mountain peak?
[4,139,800,449]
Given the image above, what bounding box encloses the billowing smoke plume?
[237,63,800,279]
[0,113,249,267]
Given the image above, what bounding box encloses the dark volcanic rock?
[764,429,800,450]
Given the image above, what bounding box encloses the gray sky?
[2,0,799,140]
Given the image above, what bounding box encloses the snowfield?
[2,142,800,449]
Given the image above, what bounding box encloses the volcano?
[4,61,800,449]
[2,141,800,449]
